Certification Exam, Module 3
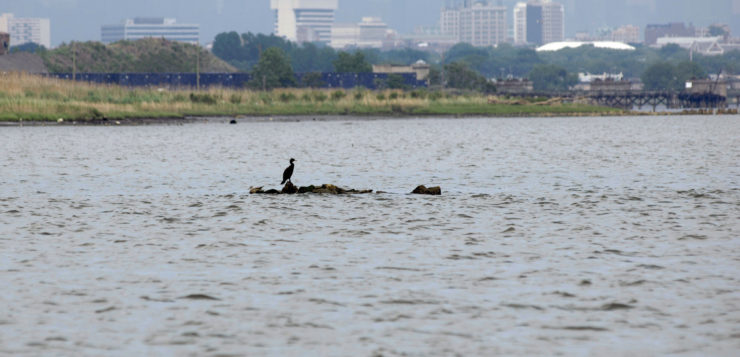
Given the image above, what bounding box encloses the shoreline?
[1,109,737,126]
[1,73,737,126]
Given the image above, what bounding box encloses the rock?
[229,119,237,124]
[298,185,317,194]
[250,183,372,195]
[412,185,442,195]
[281,182,298,194]
[264,189,280,194]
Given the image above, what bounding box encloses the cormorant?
[281,158,296,185]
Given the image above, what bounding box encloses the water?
[1,116,739,356]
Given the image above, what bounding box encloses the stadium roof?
[536,41,636,52]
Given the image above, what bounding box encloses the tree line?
[212,31,740,92]
[10,31,739,92]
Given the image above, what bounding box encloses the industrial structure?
[271,0,338,45]
[372,60,431,82]
[440,0,507,47]
[101,18,200,44]
[0,13,51,48]
[513,0,564,45]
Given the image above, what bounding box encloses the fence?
[45,72,427,90]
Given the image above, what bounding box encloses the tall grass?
[0,72,621,121]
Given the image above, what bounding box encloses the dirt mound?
[0,53,48,73]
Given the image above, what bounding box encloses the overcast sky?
[0,0,737,46]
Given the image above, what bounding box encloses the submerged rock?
[250,183,372,195]
[412,185,442,195]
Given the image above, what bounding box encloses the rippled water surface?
[1,116,739,356]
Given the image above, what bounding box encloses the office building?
[271,0,338,45]
[331,17,392,49]
[512,1,564,45]
[440,1,507,47]
[513,2,527,44]
[101,18,199,44]
[611,25,640,44]
[644,23,695,46]
[0,13,51,48]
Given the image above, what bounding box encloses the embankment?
[0,72,624,122]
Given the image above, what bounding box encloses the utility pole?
[440,50,446,91]
[72,41,76,81]
[196,45,200,91]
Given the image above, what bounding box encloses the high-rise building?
[271,0,338,45]
[513,3,527,44]
[440,5,461,41]
[0,13,51,48]
[440,1,507,47]
[512,1,564,45]
[101,18,199,44]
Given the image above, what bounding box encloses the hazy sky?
[0,0,737,46]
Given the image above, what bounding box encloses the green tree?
[708,25,729,37]
[675,61,706,81]
[387,74,408,89]
[249,47,295,90]
[527,64,577,91]
[10,42,45,54]
[641,62,678,91]
[444,61,495,93]
[333,51,372,73]
[300,72,325,88]
[212,32,243,62]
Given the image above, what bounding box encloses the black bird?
[281,158,296,185]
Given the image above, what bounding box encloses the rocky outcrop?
[251,183,372,195]
[411,185,442,195]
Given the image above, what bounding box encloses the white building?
[611,25,640,44]
[271,0,338,45]
[440,1,507,47]
[101,18,199,44]
[512,1,564,45]
[331,17,391,49]
[0,13,51,48]
[513,3,527,45]
[440,5,461,42]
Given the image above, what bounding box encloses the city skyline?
[0,0,737,47]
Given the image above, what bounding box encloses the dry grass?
[0,72,621,121]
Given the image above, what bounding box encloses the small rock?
[179,294,220,301]
[412,185,442,195]
[57,118,64,123]
[249,187,264,194]
[298,185,317,194]
[281,182,298,194]
[229,119,237,124]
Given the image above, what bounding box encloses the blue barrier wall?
[46,72,427,90]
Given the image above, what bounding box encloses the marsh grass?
[0,72,621,121]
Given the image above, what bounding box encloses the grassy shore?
[0,72,623,122]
